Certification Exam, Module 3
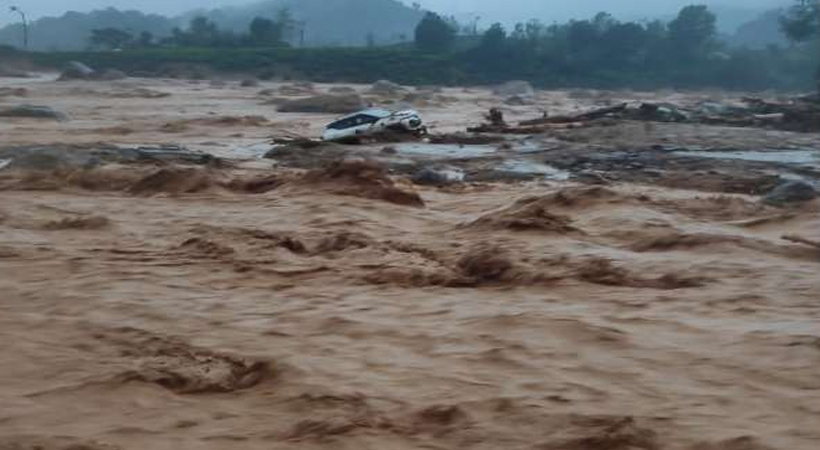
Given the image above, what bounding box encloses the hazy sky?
[0,0,789,27]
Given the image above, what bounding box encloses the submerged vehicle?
[322,108,426,141]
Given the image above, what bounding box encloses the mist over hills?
[0,0,795,51]
[419,0,784,32]
[183,0,424,46]
[0,0,423,50]
[0,8,176,51]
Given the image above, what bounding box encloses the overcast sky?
[0,0,789,27]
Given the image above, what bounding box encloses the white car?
[322,108,425,141]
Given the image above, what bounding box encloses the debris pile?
[618,96,820,132]
[468,94,820,134]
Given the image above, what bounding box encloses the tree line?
[89,10,296,50]
[72,1,818,90]
[414,1,819,89]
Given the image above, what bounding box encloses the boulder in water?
[240,78,260,87]
[411,168,450,186]
[763,180,818,206]
[0,104,68,121]
[57,61,96,81]
[504,95,533,106]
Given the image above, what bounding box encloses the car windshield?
[327,114,379,130]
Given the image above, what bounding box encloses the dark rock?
[0,104,68,121]
[240,78,260,87]
[504,95,533,106]
[763,180,818,206]
[57,61,95,81]
[411,168,452,186]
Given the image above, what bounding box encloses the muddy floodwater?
[675,149,820,167]
[0,73,819,450]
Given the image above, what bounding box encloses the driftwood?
[782,234,820,249]
[519,103,627,126]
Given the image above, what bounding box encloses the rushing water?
[675,149,820,167]
[393,143,498,158]
[497,160,570,180]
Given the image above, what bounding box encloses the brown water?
[1,74,819,450]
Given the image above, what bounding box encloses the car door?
[350,114,380,135]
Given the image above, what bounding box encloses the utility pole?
[9,6,28,50]
[298,21,306,47]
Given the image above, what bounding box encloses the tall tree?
[667,5,718,60]
[276,8,296,43]
[780,0,820,92]
[414,12,455,52]
[601,22,650,66]
[480,23,508,55]
[248,17,283,46]
[137,31,154,47]
[189,16,219,46]
[780,0,820,42]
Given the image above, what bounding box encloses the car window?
[358,114,379,124]
[327,117,355,130]
[328,114,378,130]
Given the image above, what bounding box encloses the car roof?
[333,109,393,121]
